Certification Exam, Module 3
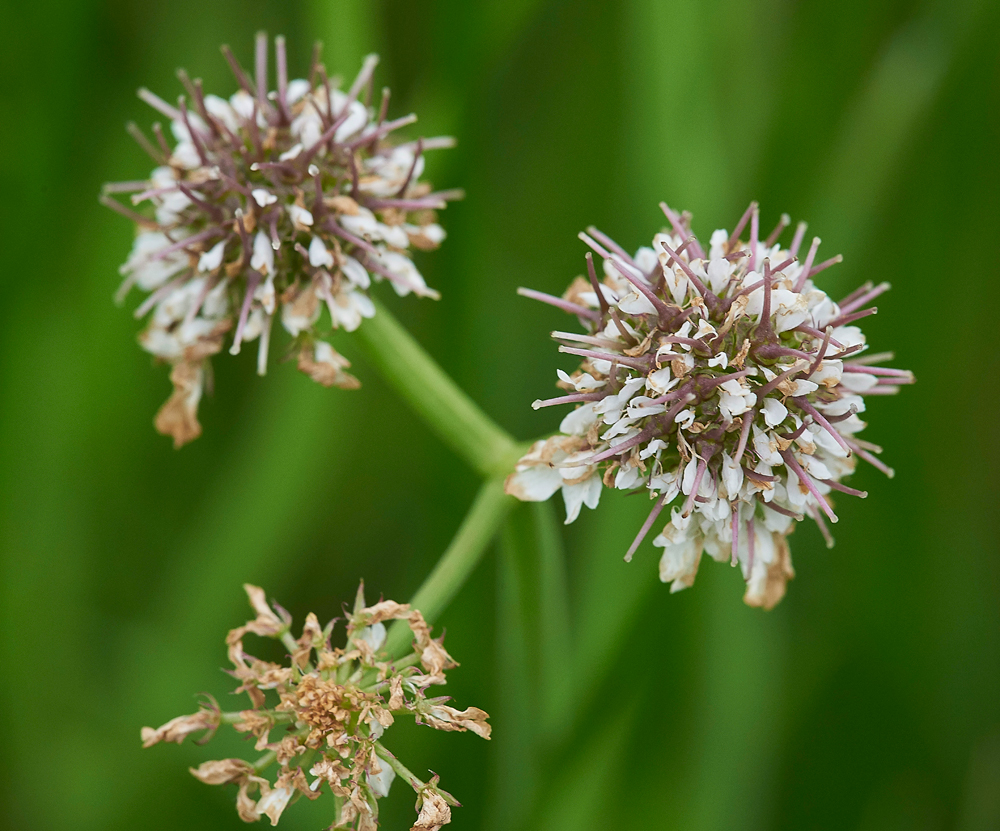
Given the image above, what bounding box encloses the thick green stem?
[356,298,520,477]
[384,477,516,658]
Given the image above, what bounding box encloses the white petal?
[617,291,657,315]
[356,622,387,652]
[839,372,878,392]
[229,89,256,119]
[506,466,562,502]
[367,764,395,799]
[252,188,278,207]
[562,477,601,524]
[308,235,334,268]
[286,79,311,104]
[721,452,743,498]
[287,204,314,227]
[560,402,599,436]
[762,397,788,427]
[646,367,674,395]
[197,240,226,273]
[655,534,702,591]
[615,465,644,490]
[341,256,371,289]
[707,257,731,292]
[250,231,274,275]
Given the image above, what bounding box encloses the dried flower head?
[507,203,912,608]
[142,584,488,829]
[103,34,460,446]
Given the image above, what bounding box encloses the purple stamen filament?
[517,287,600,320]
[791,397,852,454]
[780,450,838,523]
[625,496,668,562]
[558,345,648,371]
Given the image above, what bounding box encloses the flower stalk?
[385,476,517,658]
[356,297,521,477]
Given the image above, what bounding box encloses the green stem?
[356,298,520,477]
[219,709,295,725]
[384,477,516,658]
[374,741,425,791]
[252,750,277,773]
[279,630,299,657]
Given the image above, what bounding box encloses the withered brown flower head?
[103,33,460,447]
[507,203,912,608]
[142,584,488,830]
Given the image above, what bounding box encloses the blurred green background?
[2,0,999,829]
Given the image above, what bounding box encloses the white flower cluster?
[507,203,911,608]
[103,35,458,446]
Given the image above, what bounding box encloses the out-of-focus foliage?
[1,0,999,829]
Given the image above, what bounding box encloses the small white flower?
[562,475,602,524]
[250,231,274,275]
[251,188,277,207]
[286,203,314,227]
[341,256,370,289]
[197,240,227,272]
[762,397,788,428]
[308,235,334,268]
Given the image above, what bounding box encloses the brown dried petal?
[182,319,231,362]
[244,584,284,629]
[371,705,395,729]
[418,641,456,683]
[153,361,203,448]
[424,705,492,740]
[289,766,321,800]
[411,790,452,831]
[140,708,218,748]
[562,275,592,308]
[358,600,412,626]
[292,611,323,668]
[189,758,254,785]
[316,648,343,671]
[284,282,320,326]
[296,343,361,389]
[407,230,441,251]
[388,676,406,711]
[744,532,795,611]
[276,735,307,765]
[310,757,351,788]
[326,194,361,215]
[235,775,271,823]
[233,710,273,751]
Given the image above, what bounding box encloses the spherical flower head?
[506,202,913,609]
[103,34,461,447]
[142,583,488,829]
